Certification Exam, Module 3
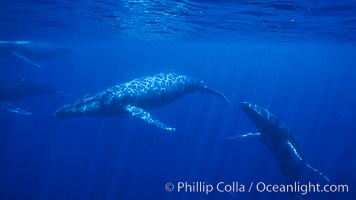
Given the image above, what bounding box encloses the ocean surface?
[0,0,355,200]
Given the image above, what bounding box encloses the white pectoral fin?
[287,141,330,182]
[1,102,32,115]
[12,51,42,68]
[227,132,262,140]
[124,105,175,132]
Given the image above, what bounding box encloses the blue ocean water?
[0,0,355,200]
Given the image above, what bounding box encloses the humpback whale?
[229,102,329,183]
[54,72,229,131]
[0,40,72,68]
[0,79,58,115]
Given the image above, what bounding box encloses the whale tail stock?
[202,87,230,104]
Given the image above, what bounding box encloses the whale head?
[54,91,130,119]
[54,95,102,119]
[241,102,292,140]
[241,101,270,125]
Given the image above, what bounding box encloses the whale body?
[55,71,229,131]
[229,102,329,183]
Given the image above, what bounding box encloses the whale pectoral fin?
[286,141,303,162]
[124,105,175,132]
[287,141,330,182]
[227,132,262,140]
[1,102,32,115]
[11,51,42,68]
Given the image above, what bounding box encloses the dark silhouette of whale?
[0,79,58,115]
[229,102,329,183]
[55,71,229,131]
[0,40,72,68]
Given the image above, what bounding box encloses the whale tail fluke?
[203,87,230,104]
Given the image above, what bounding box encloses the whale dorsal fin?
[1,102,32,115]
[124,105,175,132]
